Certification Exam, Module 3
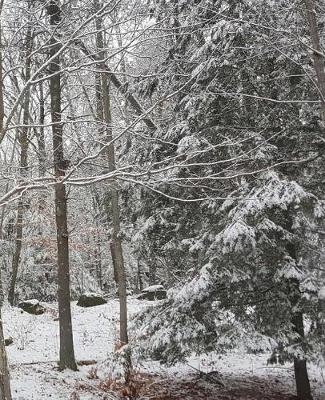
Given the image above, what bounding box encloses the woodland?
[0,0,324,399]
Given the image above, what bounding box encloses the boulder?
[77,293,107,307]
[5,337,13,346]
[137,285,167,301]
[18,299,46,315]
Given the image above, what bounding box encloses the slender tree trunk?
[102,46,128,349]
[37,80,47,215]
[148,261,156,286]
[137,261,143,292]
[0,307,11,400]
[0,3,12,396]
[95,235,102,290]
[8,202,23,305]
[38,81,46,177]
[47,0,77,371]
[8,26,33,305]
[0,140,17,240]
[113,9,131,152]
[95,0,129,347]
[0,277,10,400]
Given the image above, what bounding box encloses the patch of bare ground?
[98,371,299,400]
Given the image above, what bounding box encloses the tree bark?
[38,81,46,177]
[137,261,143,292]
[36,80,47,213]
[148,261,157,286]
[95,234,102,290]
[0,309,11,400]
[8,201,23,306]
[47,0,77,371]
[292,310,313,400]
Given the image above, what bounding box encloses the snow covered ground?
[2,298,325,400]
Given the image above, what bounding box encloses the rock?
[4,337,13,346]
[137,285,167,301]
[77,293,107,307]
[18,299,46,315]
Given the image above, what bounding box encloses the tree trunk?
[0,140,16,240]
[285,230,313,400]
[292,311,313,400]
[8,26,32,306]
[303,0,325,348]
[303,0,325,121]
[113,8,132,152]
[0,309,11,400]
[102,54,129,349]
[95,235,102,290]
[294,358,313,400]
[8,202,23,305]
[95,0,129,347]
[37,80,47,214]
[137,261,143,292]
[109,237,128,345]
[148,261,157,286]
[38,81,46,178]
[47,0,77,371]
[0,5,12,396]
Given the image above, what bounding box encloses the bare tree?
[47,0,77,371]
[95,0,129,347]
[8,24,33,306]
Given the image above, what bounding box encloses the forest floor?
[3,298,325,400]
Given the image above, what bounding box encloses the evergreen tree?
[133,1,325,398]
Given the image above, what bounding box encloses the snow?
[2,299,324,399]
[19,299,39,306]
[139,349,325,400]
[142,285,164,293]
[3,301,113,399]
[215,219,256,253]
[81,292,105,298]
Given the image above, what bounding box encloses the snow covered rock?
[137,285,167,301]
[18,299,46,315]
[77,292,107,307]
